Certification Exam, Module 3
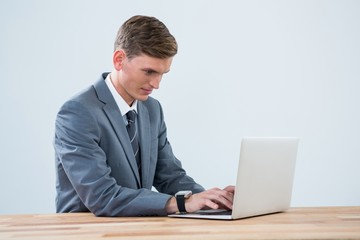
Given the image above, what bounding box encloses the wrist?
[175,190,192,213]
[165,197,178,214]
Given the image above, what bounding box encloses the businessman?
[54,15,234,217]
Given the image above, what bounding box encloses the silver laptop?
[168,137,299,220]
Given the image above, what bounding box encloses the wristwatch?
[175,190,192,213]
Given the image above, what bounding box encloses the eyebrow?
[142,68,170,74]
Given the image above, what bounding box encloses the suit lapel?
[137,103,151,189]
[93,75,141,187]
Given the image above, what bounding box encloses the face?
[111,50,173,106]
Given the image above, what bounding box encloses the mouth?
[141,88,153,95]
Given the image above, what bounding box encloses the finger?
[213,188,235,204]
[206,190,233,210]
[223,185,235,194]
[203,198,219,210]
[216,196,233,210]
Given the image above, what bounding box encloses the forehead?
[127,54,173,73]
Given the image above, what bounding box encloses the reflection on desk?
[0,207,359,239]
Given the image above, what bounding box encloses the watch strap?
[175,195,187,213]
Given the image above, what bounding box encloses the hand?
[185,185,235,213]
[166,185,235,214]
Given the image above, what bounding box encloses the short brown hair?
[114,15,178,59]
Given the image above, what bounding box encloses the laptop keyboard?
[197,210,232,215]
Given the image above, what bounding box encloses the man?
[54,15,234,217]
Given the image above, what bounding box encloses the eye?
[143,69,157,76]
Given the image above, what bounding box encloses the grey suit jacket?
[54,73,204,217]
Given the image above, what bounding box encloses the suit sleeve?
[55,100,172,217]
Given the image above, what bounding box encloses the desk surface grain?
[0,207,359,240]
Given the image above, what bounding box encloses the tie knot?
[126,110,136,123]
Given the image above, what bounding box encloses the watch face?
[175,190,192,198]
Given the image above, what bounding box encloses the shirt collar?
[105,74,138,116]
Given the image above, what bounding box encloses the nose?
[149,76,162,89]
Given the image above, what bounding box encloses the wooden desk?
[0,207,359,239]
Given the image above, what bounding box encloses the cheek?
[122,67,148,88]
[123,73,147,90]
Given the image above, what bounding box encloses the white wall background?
[0,0,359,214]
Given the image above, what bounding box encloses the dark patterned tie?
[126,110,141,173]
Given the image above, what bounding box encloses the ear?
[113,50,126,71]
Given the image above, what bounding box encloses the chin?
[137,95,150,102]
